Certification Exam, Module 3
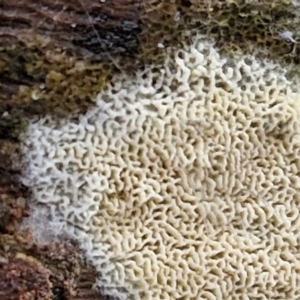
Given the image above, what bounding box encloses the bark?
[0,0,142,122]
[0,0,142,57]
[0,232,103,300]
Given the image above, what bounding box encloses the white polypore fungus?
[20,34,300,300]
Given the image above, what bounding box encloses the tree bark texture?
[0,0,142,56]
[0,0,144,121]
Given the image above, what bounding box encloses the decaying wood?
[1,0,142,57]
[0,0,143,122]
[0,256,53,300]
[0,231,104,300]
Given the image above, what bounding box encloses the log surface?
[0,0,142,56]
[0,0,143,118]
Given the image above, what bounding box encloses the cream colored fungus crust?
[20,35,300,300]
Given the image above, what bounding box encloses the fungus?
[20,34,300,299]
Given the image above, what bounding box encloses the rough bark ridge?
[1,0,141,57]
[0,0,142,121]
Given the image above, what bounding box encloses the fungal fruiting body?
[20,35,300,300]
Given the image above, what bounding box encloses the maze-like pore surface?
[21,35,300,300]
